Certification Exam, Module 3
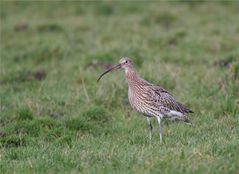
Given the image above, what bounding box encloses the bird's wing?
[145,85,193,114]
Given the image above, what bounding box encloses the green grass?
[0,2,239,174]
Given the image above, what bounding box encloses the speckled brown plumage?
[98,57,193,144]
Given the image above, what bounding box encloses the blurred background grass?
[0,1,239,174]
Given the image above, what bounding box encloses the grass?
[0,1,239,174]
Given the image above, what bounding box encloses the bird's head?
[119,57,134,70]
[97,57,134,82]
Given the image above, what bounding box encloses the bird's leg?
[147,117,153,144]
[156,116,162,144]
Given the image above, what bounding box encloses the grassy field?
[0,2,239,174]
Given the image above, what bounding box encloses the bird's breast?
[128,86,155,117]
[128,87,136,110]
[128,87,144,112]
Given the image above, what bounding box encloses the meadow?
[0,2,238,174]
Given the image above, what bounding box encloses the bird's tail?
[180,103,193,114]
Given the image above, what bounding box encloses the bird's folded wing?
[146,86,192,114]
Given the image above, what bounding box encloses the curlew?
[97,57,193,144]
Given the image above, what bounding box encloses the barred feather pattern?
[126,69,193,122]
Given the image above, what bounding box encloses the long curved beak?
[97,63,121,82]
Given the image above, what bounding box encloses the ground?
[0,2,239,174]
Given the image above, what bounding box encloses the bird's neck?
[125,69,141,84]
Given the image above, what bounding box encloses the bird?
[97,57,193,144]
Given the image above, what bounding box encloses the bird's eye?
[125,61,128,64]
